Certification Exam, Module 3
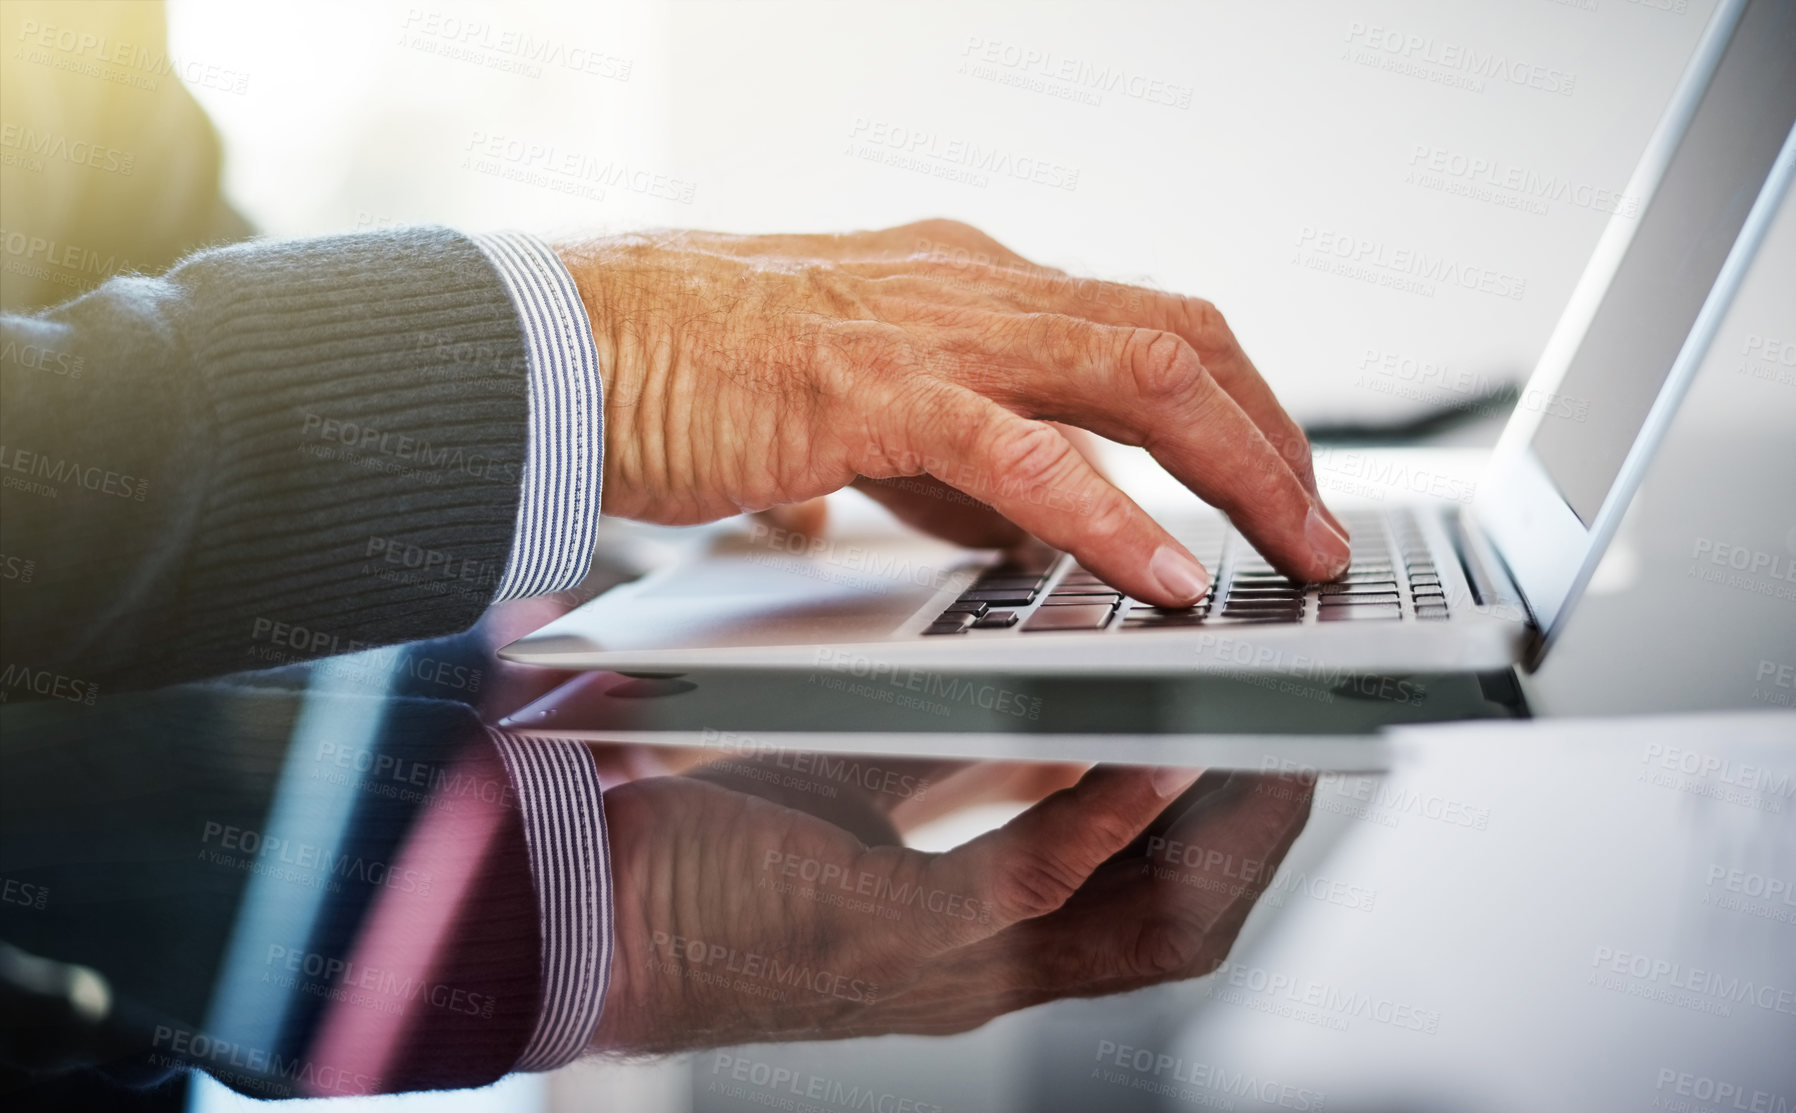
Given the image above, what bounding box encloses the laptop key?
[983,576,1053,593]
[1056,572,1109,587]
[1319,581,1396,595]
[1044,592,1122,606]
[924,613,977,634]
[1316,590,1400,605]
[1318,602,1402,621]
[960,588,1039,605]
[1220,607,1303,623]
[1021,603,1115,631]
[1122,610,1208,628]
[1414,605,1450,620]
[973,610,1021,629]
[942,600,990,617]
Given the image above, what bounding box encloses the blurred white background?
[167,0,1718,426]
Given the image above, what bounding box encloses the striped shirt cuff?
[487,732,612,1072]
[467,231,605,602]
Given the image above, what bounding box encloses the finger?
[1030,771,1314,985]
[909,764,1202,951]
[1102,768,1238,867]
[1137,771,1315,925]
[1176,312,1349,538]
[856,264,1347,539]
[935,315,1350,582]
[753,497,830,540]
[878,385,1214,606]
[1056,285,1342,537]
[851,474,1026,549]
[869,773,1314,1022]
[1049,421,1109,475]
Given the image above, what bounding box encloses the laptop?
[501,0,1796,681]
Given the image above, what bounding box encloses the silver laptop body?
[502,0,1796,678]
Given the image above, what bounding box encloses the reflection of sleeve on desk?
[0,688,611,1097]
[242,727,610,1093]
[487,733,611,1071]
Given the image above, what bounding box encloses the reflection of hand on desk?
[590,764,1311,1053]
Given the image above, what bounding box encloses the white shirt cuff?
[487,732,613,1071]
[467,231,604,602]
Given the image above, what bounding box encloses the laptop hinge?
[1451,507,1540,637]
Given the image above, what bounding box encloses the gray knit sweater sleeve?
[1,227,533,693]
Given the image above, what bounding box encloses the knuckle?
[894,378,958,440]
[1079,495,1138,549]
[1083,804,1143,853]
[823,319,914,375]
[1180,296,1227,340]
[1021,312,1083,366]
[1123,329,1199,403]
[1130,920,1200,978]
[1143,367,1225,456]
[987,419,1073,490]
[992,848,1087,920]
[1180,363,1228,423]
[1128,895,1246,979]
[1269,426,1314,472]
[801,262,872,320]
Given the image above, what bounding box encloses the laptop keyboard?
[922,509,1452,635]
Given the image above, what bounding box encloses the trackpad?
[518,535,981,652]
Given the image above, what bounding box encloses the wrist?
[550,239,619,428]
[553,238,656,522]
[582,780,680,1056]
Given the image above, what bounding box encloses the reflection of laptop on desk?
[502,0,1796,680]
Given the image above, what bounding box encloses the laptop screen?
[1529,0,1796,526]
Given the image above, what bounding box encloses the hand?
[752,420,1108,551]
[554,220,1351,607]
[590,764,1313,1053]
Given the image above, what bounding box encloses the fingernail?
[1321,504,1350,542]
[1149,546,1210,605]
[1152,767,1202,798]
[1305,505,1352,579]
